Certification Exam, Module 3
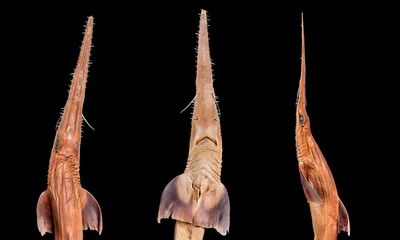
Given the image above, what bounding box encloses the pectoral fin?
[158,174,194,224]
[298,163,322,204]
[36,190,53,236]
[338,198,350,235]
[158,174,230,235]
[193,182,230,235]
[81,188,103,234]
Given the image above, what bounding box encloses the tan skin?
[36,17,102,240]
[158,10,230,240]
[295,15,350,240]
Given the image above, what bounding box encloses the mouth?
[196,136,217,145]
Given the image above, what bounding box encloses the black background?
[2,1,398,239]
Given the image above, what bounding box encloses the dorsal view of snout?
[36,17,103,240]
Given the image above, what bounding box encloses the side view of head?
[296,14,311,133]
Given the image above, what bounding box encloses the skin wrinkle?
[36,17,102,240]
[295,14,350,240]
[185,143,222,182]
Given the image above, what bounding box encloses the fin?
[81,188,103,234]
[338,198,350,235]
[298,163,322,204]
[158,174,194,224]
[193,182,230,235]
[36,190,53,236]
[158,174,230,235]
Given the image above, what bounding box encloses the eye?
[55,138,60,148]
[299,114,305,125]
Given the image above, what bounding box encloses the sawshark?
[295,14,350,240]
[158,10,230,240]
[36,16,102,240]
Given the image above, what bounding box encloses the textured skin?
[295,15,350,240]
[158,10,230,239]
[174,221,205,240]
[36,17,103,240]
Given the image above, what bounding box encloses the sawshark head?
[157,11,230,236]
[296,14,311,135]
[37,17,104,239]
[53,16,94,158]
[190,10,221,148]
